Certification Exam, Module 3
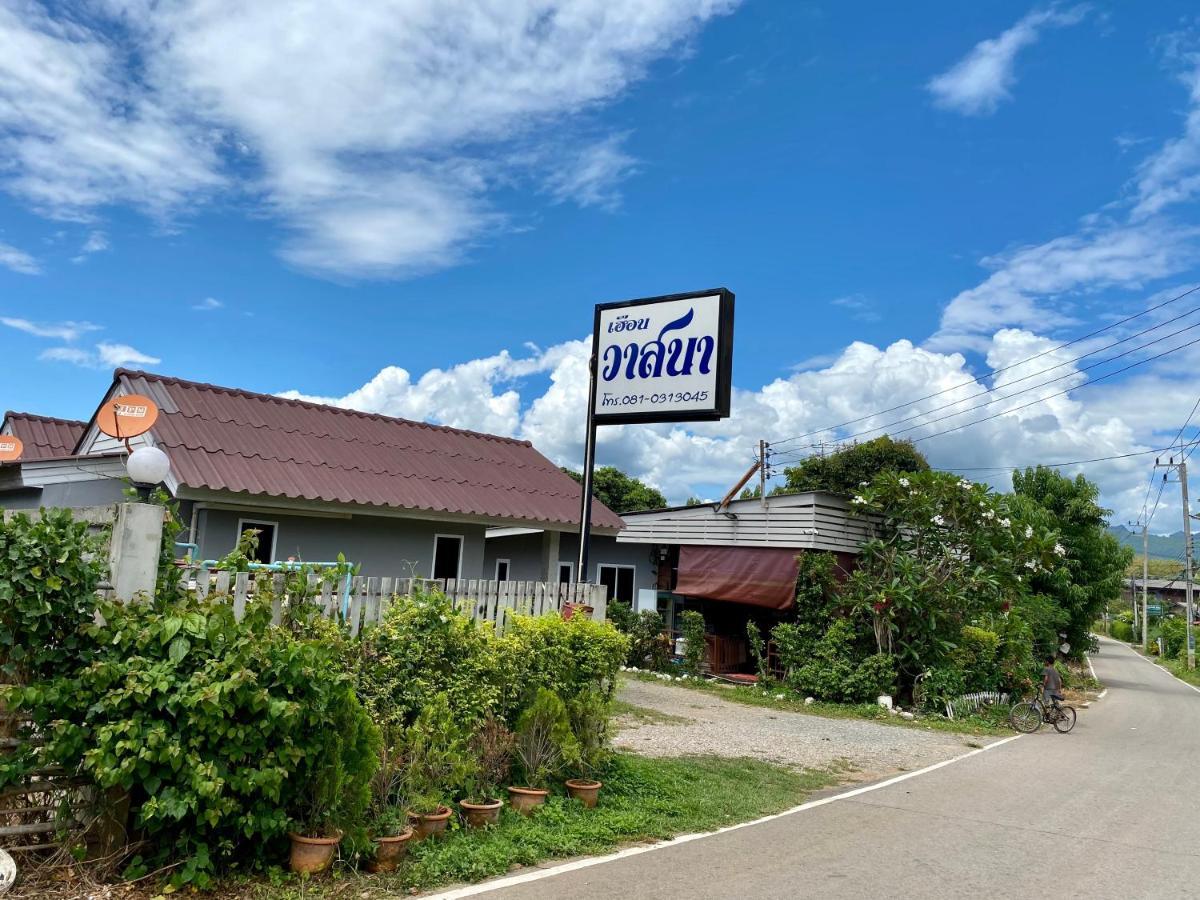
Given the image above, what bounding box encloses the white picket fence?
[179,568,608,636]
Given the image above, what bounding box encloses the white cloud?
[0,1,739,279]
[830,294,880,323]
[39,341,161,369]
[1,316,100,341]
[280,325,1174,525]
[1130,55,1200,220]
[192,297,222,311]
[0,240,39,274]
[927,5,1088,116]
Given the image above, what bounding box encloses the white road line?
[423,734,1024,899]
[1111,639,1200,695]
[1086,652,1108,699]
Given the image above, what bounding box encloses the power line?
[771,283,1200,448]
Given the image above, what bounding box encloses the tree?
[684,497,705,507]
[782,436,929,497]
[1011,467,1132,659]
[562,466,667,514]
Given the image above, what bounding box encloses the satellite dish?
[96,394,159,439]
[0,847,15,892]
[0,436,22,463]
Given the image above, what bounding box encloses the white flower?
[1024,560,1037,570]
[1054,543,1067,557]
[999,518,1011,528]
[931,515,945,526]
[959,479,971,489]
[983,509,995,520]
[899,477,910,487]
[1024,525,1033,539]
[852,495,867,505]
[775,694,786,701]
[859,481,869,487]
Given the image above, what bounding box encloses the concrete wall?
[194,506,488,578]
[484,531,656,592]
[0,477,129,511]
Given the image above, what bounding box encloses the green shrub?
[950,625,1001,692]
[513,688,579,789]
[358,590,513,731]
[504,612,628,704]
[606,599,637,634]
[746,621,769,683]
[17,596,377,888]
[783,620,895,703]
[1160,617,1187,657]
[405,693,475,815]
[627,609,671,670]
[567,685,612,780]
[679,610,706,676]
[1110,619,1134,642]
[0,508,103,685]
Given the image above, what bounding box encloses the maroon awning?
[674,545,800,610]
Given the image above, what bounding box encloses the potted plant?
[365,736,413,873]
[405,695,473,840]
[508,688,579,815]
[460,715,514,828]
[565,686,612,808]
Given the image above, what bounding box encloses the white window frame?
[236,517,278,564]
[431,533,465,580]
[557,561,575,583]
[596,563,636,602]
[494,558,511,581]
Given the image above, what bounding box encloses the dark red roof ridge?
[114,368,536,448]
[4,411,88,427]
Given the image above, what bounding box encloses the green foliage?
[777,619,896,702]
[0,508,103,685]
[950,625,1001,692]
[1012,466,1132,659]
[466,715,515,803]
[566,685,612,779]
[1110,619,1134,642]
[357,590,513,732]
[215,528,263,572]
[513,688,579,789]
[16,596,377,887]
[405,694,474,814]
[561,466,667,514]
[626,610,671,671]
[679,610,706,676]
[745,621,769,684]
[504,612,629,704]
[782,436,929,497]
[1160,617,1187,657]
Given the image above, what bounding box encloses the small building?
[613,492,872,672]
[1,369,624,580]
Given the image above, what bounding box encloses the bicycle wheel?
[1053,706,1076,734]
[1009,701,1043,733]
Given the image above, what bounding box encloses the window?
[432,534,464,580]
[597,564,635,606]
[235,518,277,564]
[495,559,511,581]
[558,562,574,584]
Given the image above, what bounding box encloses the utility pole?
[1142,522,1149,651]
[1156,457,1196,669]
[758,439,768,508]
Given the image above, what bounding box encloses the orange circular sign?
[96,394,159,439]
[0,435,22,463]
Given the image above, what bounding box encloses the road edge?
[422,733,1024,899]
[1107,636,1200,695]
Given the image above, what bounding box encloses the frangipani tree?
[847,470,1064,688]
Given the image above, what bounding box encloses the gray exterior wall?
[0,477,128,511]
[194,507,488,578]
[484,531,656,593]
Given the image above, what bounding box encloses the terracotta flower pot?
[366,827,413,873]
[460,798,503,829]
[288,830,342,874]
[507,786,549,815]
[562,603,595,621]
[565,779,602,808]
[411,806,453,840]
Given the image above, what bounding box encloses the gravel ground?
[614,677,997,779]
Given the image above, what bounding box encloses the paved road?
[458,640,1200,899]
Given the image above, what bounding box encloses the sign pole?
[577,347,599,583]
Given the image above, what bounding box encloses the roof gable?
[77,369,623,531]
[1,412,87,461]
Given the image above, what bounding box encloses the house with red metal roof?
[1,369,645,583]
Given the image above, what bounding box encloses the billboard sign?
[592,288,734,425]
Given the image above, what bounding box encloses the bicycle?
[1009,694,1076,734]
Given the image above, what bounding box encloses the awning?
[674,545,799,610]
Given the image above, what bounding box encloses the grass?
[90,754,835,900]
[611,698,693,725]
[622,672,1012,736]
[1137,647,1200,687]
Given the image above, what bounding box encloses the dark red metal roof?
[105,370,624,531]
[2,412,87,461]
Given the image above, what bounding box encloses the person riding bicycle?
[1042,655,1064,706]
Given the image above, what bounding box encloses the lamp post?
[125,446,170,500]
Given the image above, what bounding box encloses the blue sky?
[3,1,1200,527]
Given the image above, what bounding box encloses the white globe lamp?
[126,445,170,487]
